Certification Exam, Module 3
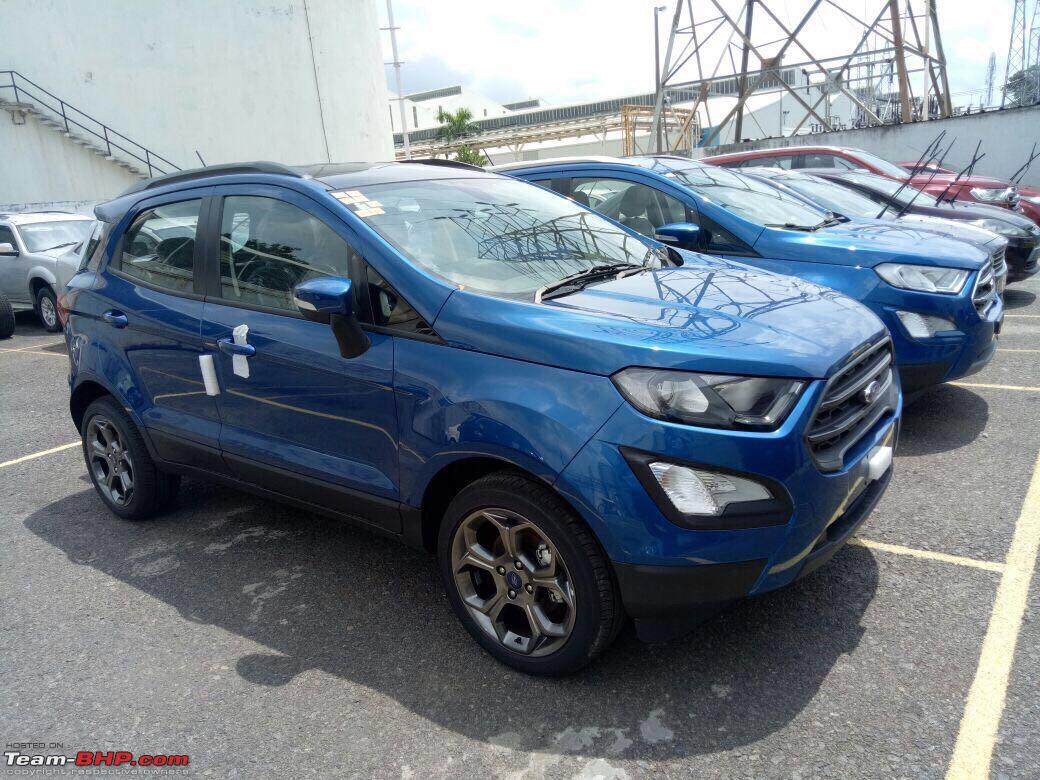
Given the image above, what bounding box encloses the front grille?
[991,246,1007,277]
[973,261,998,316]
[806,338,895,473]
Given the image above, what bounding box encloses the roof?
[96,159,497,223]
[703,145,853,161]
[490,155,634,173]
[0,211,93,225]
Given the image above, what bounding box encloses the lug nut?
[496,566,506,575]
[508,589,517,599]
[525,584,533,593]
[514,560,523,570]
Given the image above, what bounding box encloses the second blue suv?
[64,161,899,675]
[500,156,1003,394]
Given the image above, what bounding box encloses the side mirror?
[654,223,703,251]
[293,276,370,359]
[0,242,18,256]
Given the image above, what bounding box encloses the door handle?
[217,337,256,357]
[101,310,128,328]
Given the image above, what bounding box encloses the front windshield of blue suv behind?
[348,176,655,296]
[664,165,827,228]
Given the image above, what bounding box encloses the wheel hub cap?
[450,508,576,657]
[86,416,134,507]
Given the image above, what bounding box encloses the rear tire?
[35,286,61,332]
[0,293,14,339]
[81,397,180,521]
[437,471,623,676]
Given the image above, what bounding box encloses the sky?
[380,0,1020,109]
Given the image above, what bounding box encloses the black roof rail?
[118,161,303,197]
[405,158,485,171]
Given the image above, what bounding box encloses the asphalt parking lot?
[1,282,1039,780]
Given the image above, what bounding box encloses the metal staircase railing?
[0,70,180,177]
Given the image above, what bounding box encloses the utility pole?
[383,0,410,159]
[654,5,666,152]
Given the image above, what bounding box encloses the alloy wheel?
[87,416,134,506]
[450,507,577,656]
[39,296,57,328]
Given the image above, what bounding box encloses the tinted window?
[82,222,110,270]
[118,200,200,293]
[572,178,687,237]
[347,177,655,297]
[218,196,350,311]
[0,225,15,248]
[664,165,826,228]
[754,155,794,169]
[847,149,911,178]
[366,265,433,337]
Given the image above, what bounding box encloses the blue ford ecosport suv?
[64,161,899,675]
[499,156,1003,395]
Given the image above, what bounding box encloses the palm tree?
[436,107,479,141]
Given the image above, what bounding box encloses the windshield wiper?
[535,263,644,303]
[40,241,78,252]
[766,222,820,231]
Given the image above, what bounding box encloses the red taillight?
[56,292,70,326]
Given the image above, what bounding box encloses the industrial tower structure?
[649,0,953,152]
[1004,0,1040,106]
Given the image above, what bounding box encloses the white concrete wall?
[0,108,139,209]
[696,105,1040,188]
[2,0,393,206]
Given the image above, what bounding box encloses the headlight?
[969,187,1014,202]
[967,218,1030,238]
[875,263,970,294]
[612,368,806,430]
[895,311,957,338]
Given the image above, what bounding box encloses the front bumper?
[555,373,901,635]
[1006,243,1039,281]
[879,289,1002,393]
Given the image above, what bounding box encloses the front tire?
[437,471,623,676]
[35,286,61,332]
[81,397,180,520]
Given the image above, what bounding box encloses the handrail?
[0,70,180,177]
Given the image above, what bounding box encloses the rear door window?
[116,200,201,294]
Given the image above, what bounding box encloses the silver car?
[0,212,96,332]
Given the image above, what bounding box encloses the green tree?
[436,107,479,141]
[1004,65,1040,107]
[453,144,487,167]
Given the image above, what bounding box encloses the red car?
[703,145,1040,225]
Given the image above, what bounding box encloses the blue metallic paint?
[65,163,901,619]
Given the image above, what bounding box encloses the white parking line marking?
[0,442,80,469]
[946,451,1040,779]
[997,348,1040,353]
[0,348,67,358]
[952,382,1040,393]
[1002,314,1040,318]
[850,538,1004,573]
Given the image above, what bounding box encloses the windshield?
[664,165,827,228]
[776,175,882,219]
[839,172,931,206]
[348,176,655,296]
[849,149,911,179]
[17,220,94,253]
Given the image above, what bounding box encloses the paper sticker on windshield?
[354,207,384,217]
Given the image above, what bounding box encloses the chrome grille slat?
[806,338,896,473]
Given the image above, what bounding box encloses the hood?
[756,220,989,270]
[938,200,1040,229]
[433,255,886,380]
[895,214,1006,249]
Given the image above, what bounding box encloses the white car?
[0,212,97,331]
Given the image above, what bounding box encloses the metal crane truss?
[649,0,952,149]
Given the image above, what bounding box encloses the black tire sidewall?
[81,398,156,520]
[35,286,60,332]
[437,476,611,676]
[0,294,14,339]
